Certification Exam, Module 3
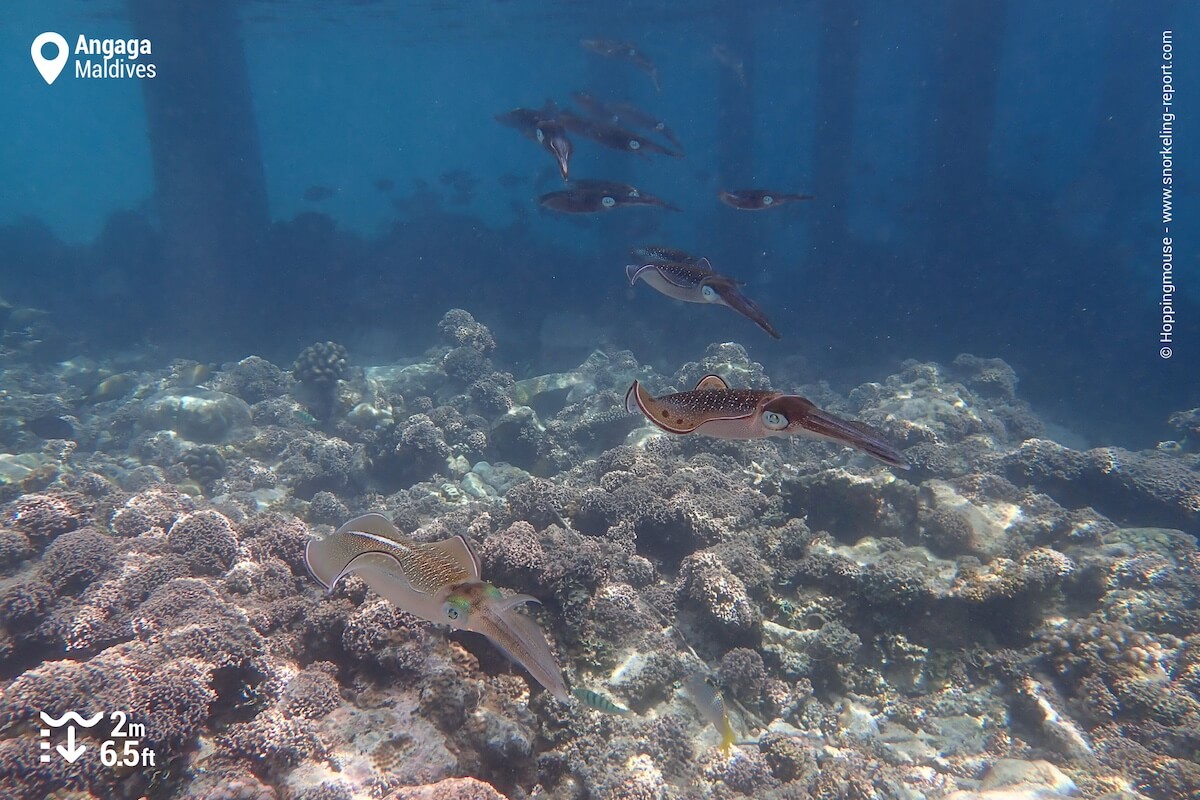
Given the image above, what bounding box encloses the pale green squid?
[305,512,569,702]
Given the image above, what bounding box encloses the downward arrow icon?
[57,726,85,763]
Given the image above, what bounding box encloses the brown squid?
[625,374,909,468]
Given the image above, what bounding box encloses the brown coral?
[678,551,761,643]
[40,527,117,593]
[386,778,507,800]
[9,492,84,543]
[167,509,240,574]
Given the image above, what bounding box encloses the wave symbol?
[39,711,104,728]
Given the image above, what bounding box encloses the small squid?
[718,188,813,210]
[305,513,569,702]
[626,374,909,469]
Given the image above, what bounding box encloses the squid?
[305,513,569,702]
[718,188,813,210]
[580,38,661,93]
[625,374,909,469]
[626,256,781,339]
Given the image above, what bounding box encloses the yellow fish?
[682,671,737,757]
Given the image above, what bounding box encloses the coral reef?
[111,486,196,537]
[293,341,351,421]
[1003,438,1200,530]
[0,528,32,572]
[140,388,254,443]
[437,309,496,355]
[294,341,350,387]
[39,527,116,593]
[0,317,1191,800]
[678,550,761,644]
[719,647,767,704]
[673,342,771,391]
[167,510,240,574]
[366,413,454,491]
[215,355,292,404]
[8,491,85,543]
[389,777,507,800]
[848,356,1044,452]
[181,445,227,488]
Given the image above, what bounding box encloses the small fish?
[439,170,478,192]
[293,408,319,426]
[306,513,569,702]
[23,415,74,440]
[625,374,910,469]
[176,362,212,387]
[573,687,632,715]
[580,39,660,92]
[631,245,700,266]
[303,185,336,202]
[719,189,813,210]
[85,373,135,403]
[626,257,779,338]
[682,672,736,757]
[712,44,747,87]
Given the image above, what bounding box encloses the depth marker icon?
[39,711,102,764]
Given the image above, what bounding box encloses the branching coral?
[0,529,32,571]
[8,491,84,543]
[437,309,496,354]
[341,597,432,676]
[678,551,762,643]
[218,707,324,770]
[281,670,340,722]
[167,509,240,574]
[110,486,196,538]
[39,527,117,593]
[215,355,291,404]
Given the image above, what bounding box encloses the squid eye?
[601,195,616,208]
[763,410,788,430]
[763,195,774,205]
[701,285,718,301]
[629,139,641,150]
[536,128,545,143]
[443,599,468,623]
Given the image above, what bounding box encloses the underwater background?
[0,1,1198,798]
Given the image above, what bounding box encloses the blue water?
[2,1,1196,446]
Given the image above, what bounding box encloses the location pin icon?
[31,32,69,85]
